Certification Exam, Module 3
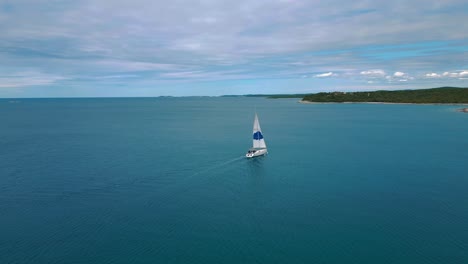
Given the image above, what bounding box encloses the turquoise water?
[1,97,467,263]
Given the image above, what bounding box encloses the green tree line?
[302,87,468,103]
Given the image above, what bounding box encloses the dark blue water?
[1,97,467,263]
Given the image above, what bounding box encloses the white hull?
[246,148,268,158]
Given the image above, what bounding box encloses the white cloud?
[394,71,406,77]
[425,72,441,78]
[459,71,468,77]
[443,71,459,77]
[424,70,468,79]
[361,69,386,77]
[0,71,66,88]
[314,72,334,78]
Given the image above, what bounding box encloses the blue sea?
[1,97,467,263]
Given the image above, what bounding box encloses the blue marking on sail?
[253,131,263,140]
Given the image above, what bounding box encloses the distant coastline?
[301,87,468,104]
[298,100,468,106]
[233,87,468,104]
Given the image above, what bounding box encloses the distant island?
[300,87,468,104]
[222,87,468,104]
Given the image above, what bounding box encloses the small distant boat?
[246,113,268,158]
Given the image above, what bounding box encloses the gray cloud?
[0,0,467,94]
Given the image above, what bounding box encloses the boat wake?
[190,156,245,178]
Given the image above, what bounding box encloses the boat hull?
[245,148,268,158]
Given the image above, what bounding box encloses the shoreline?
[298,100,468,106]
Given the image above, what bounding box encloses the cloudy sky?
[1,0,467,97]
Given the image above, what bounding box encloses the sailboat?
[246,113,268,158]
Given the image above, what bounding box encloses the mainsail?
[252,113,267,149]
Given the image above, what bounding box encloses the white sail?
[252,113,267,149]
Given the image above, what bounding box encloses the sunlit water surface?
[1,97,467,263]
